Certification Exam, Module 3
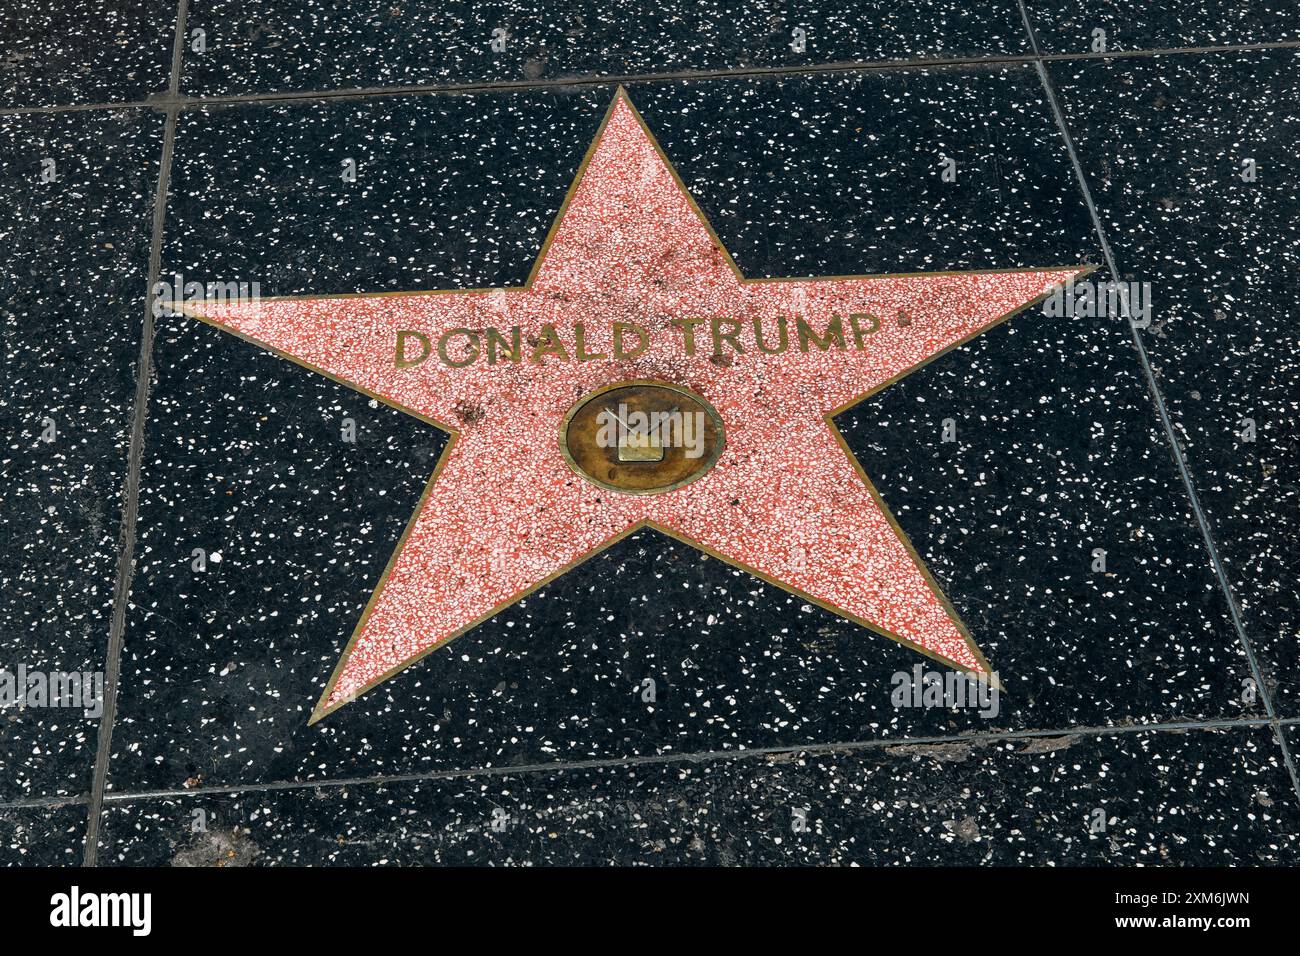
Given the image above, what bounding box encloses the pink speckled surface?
[185,91,1085,717]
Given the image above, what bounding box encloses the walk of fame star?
[174,89,1092,723]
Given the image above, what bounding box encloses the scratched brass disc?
[560,382,725,495]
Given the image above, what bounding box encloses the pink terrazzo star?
[179,89,1090,722]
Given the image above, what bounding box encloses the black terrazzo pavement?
[1049,48,1300,711]
[0,803,92,866]
[0,108,162,803]
[1,3,1297,867]
[98,728,1299,865]
[177,0,1029,97]
[1023,0,1300,55]
[0,2,176,108]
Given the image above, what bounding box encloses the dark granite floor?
[1,1,1297,866]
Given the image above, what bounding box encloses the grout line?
[80,0,190,867]
[1016,0,1300,809]
[2,39,1300,117]
[1,793,91,812]
[76,715,1294,808]
[9,714,1297,812]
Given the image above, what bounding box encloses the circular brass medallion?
[560,382,725,495]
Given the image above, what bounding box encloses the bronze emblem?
[560,381,725,495]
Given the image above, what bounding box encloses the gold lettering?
[486,326,521,364]
[529,324,571,364]
[752,315,788,354]
[670,317,706,356]
[395,330,431,368]
[613,321,649,360]
[437,328,480,368]
[848,312,880,348]
[796,314,845,352]
[574,322,608,362]
[710,316,745,357]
